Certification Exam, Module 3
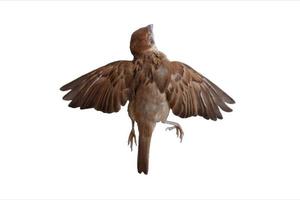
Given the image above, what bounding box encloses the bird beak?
[147,24,153,32]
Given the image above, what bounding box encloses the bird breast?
[129,82,170,123]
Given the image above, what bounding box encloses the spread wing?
[166,61,235,120]
[60,60,136,113]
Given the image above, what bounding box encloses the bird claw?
[165,126,175,131]
[128,129,137,151]
[165,125,184,142]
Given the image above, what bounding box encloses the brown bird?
[60,24,235,175]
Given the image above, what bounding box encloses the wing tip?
[60,85,69,91]
[227,97,235,104]
[68,104,78,108]
[226,107,233,112]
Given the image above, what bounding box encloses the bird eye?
[148,34,154,44]
[150,38,154,44]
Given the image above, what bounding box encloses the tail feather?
[137,122,155,175]
[138,135,152,174]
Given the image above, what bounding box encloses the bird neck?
[133,50,167,67]
[134,47,159,58]
[133,45,158,59]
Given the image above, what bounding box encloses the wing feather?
[60,61,135,113]
[166,61,234,120]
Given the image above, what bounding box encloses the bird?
[60,24,235,175]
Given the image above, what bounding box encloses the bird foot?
[128,129,137,151]
[165,124,184,142]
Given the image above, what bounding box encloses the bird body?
[128,51,171,174]
[60,25,235,174]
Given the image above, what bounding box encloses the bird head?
[130,24,156,58]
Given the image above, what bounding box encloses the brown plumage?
[60,24,235,175]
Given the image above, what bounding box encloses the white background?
[0,1,300,199]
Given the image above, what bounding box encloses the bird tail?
[137,122,155,175]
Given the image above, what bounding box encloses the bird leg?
[128,119,137,151]
[163,120,184,142]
